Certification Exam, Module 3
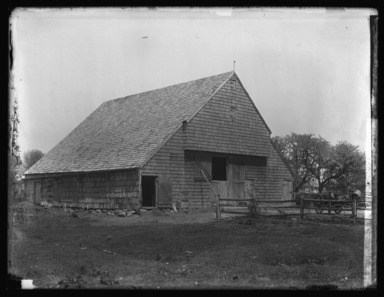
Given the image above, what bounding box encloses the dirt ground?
[8,201,368,289]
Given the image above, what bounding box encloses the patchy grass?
[9,202,366,289]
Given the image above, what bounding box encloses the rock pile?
[62,207,156,217]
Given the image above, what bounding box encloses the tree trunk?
[294,176,310,193]
[318,180,324,193]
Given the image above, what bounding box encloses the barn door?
[215,181,229,199]
[211,157,245,200]
[211,157,228,199]
[157,175,172,207]
[229,162,245,200]
[34,181,41,204]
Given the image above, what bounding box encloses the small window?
[230,79,236,90]
[212,157,227,181]
[229,105,236,121]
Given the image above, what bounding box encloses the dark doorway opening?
[212,157,227,181]
[142,176,157,207]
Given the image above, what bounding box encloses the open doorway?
[141,176,157,207]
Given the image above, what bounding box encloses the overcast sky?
[11,8,376,157]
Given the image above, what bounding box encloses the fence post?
[300,194,304,220]
[351,194,355,222]
[216,194,221,219]
[250,197,256,218]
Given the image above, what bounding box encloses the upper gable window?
[229,105,236,121]
[229,79,236,90]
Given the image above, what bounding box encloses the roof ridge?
[105,71,234,104]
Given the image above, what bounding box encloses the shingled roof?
[26,71,234,174]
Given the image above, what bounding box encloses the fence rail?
[299,195,359,223]
[215,192,370,222]
[216,197,298,218]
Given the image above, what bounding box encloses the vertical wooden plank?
[216,194,221,219]
[217,181,228,199]
[158,175,172,205]
[282,181,288,200]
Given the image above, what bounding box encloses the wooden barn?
[24,71,293,210]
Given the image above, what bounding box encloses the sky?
[11,8,376,157]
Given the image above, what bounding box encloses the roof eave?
[23,167,140,179]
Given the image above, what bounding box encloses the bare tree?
[23,149,44,170]
[323,141,365,194]
[272,133,328,192]
[273,134,366,193]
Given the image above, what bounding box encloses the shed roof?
[26,71,235,174]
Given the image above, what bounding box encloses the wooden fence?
[195,162,298,219]
[195,162,371,222]
[216,197,298,219]
[297,193,372,223]
[216,192,371,222]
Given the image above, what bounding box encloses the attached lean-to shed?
[24,71,293,210]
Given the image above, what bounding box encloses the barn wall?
[185,76,293,200]
[141,128,189,208]
[185,151,270,206]
[142,129,220,209]
[24,178,39,202]
[143,137,284,208]
[244,165,267,200]
[183,150,225,208]
[265,144,293,200]
[185,75,271,156]
[143,75,293,207]
[38,169,140,209]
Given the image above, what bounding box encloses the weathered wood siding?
[24,179,40,202]
[142,131,223,208]
[141,128,187,208]
[143,75,292,207]
[185,75,271,156]
[265,144,293,199]
[38,169,140,209]
[185,76,292,201]
[27,74,292,209]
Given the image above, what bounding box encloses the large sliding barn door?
[229,162,245,200]
[212,161,245,200]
